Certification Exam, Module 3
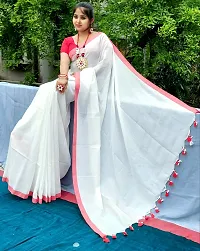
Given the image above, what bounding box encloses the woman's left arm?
[56,38,71,93]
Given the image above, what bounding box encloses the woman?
[2,2,196,240]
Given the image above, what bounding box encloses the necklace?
[76,32,90,70]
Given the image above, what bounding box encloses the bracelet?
[58,74,68,79]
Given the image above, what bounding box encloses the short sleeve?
[60,38,69,54]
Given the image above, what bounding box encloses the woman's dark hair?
[73,2,94,20]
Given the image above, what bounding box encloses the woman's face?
[73,8,91,32]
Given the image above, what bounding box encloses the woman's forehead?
[74,8,87,16]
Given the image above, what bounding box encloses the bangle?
[58,74,68,79]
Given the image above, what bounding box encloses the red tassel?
[123,231,128,236]
[187,135,192,142]
[175,159,182,166]
[145,215,150,220]
[181,148,187,155]
[103,236,110,243]
[173,171,178,178]
[155,207,160,213]
[151,213,155,218]
[194,121,198,127]
[112,235,117,239]
[187,135,194,145]
[157,198,164,204]
[165,190,170,197]
[138,221,144,227]
[168,180,174,186]
[129,226,134,231]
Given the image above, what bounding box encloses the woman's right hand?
[56,77,68,94]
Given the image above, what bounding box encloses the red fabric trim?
[1,170,199,241]
[145,218,200,244]
[113,45,197,114]
[1,168,77,204]
[60,190,77,204]
[72,72,105,238]
[2,176,61,204]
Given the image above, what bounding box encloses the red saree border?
[144,218,200,244]
[1,176,61,203]
[72,72,106,238]
[113,45,197,114]
[60,190,77,204]
[0,170,199,242]
[0,168,77,204]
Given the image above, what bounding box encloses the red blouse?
[60,37,76,55]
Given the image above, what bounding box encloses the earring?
[74,27,76,31]
[90,24,93,33]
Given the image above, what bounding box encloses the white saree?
[3,33,196,237]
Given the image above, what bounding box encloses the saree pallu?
[3,33,196,237]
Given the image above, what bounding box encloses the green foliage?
[92,0,200,107]
[20,71,36,86]
[0,0,76,67]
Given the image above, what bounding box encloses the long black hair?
[73,2,94,20]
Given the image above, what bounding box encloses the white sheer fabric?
[73,34,195,236]
[2,33,195,236]
[2,33,105,202]
[3,77,74,201]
